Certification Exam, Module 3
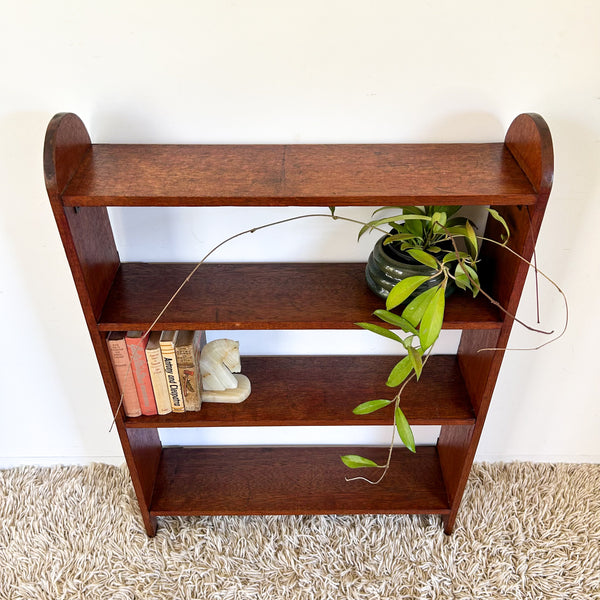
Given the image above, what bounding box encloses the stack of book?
[106,330,206,416]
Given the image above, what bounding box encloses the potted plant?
[341,205,510,477]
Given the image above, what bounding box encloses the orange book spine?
[125,332,157,416]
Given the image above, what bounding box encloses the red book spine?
[126,332,157,416]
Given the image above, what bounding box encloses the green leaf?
[454,263,471,291]
[400,215,431,221]
[431,211,448,227]
[401,335,415,350]
[358,214,431,241]
[401,206,427,216]
[407,249,439,269]
[419,284,446,350]
[436,205,461,219]
[357,224,373,241]
[341,454,380,468]
[386,356,413,387]
[442,250,470,264]
[352,399,393,414]
[407,346,423,380]
[444,225,468,238]
[401,286,439,328]
[371,206,410,216]
[464,263,480,297]
[386,275,431,310]
[405,216,423,237]
[355,322,403,343]
[442,252,458,264]
[382,233,418,245]
[395,407,416,453]
[373,309,419,335]
[488,208,510,243]
[465,220,478,259]
[431,211,448,236]
[371,206,392,216]
[329,206,336,218]
[464,263,479,279]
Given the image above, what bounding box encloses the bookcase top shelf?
[62,142,537,207]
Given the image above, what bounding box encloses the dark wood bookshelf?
[44,112,553,537]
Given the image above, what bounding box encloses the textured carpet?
[0,462,598,599]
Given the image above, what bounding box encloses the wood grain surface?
[98,262,503,331]
[125,355,475,427]
[62,143,537,206]
[150,446,450,516]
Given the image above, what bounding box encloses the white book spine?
[145,344,172,415]
[160,341,185,413]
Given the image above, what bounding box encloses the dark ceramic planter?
[365,235,455,300]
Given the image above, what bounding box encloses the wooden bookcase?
[44,112,553,536]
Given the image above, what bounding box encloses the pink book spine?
[106,334,141,418]
[126,333,157,416]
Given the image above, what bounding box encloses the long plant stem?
[441,225,553,336]
[526,206,542,324]
[344,353,432,485]
[475,236,569,352]
[109,208,567,464]
[110,211,385,430]
[141,212,387,339]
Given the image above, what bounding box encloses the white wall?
[1,0,599,466]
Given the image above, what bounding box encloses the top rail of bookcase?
[60,142,537,207]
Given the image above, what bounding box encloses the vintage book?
[159,330,185,413]
[125,332,157,416]
[106,332,142,417]
[145,331,172,415]
[175,330,206,411]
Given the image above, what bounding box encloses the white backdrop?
[1,0,599,465]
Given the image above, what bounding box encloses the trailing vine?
[109,207,567,487]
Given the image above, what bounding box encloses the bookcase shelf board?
[150,446,450,517]
[124,355,475,428]
[97,262,503,331]
[44,111,553,536]
[62,143,537,207]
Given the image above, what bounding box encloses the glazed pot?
[365,235,455,300]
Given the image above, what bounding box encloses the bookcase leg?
[438,423,474,531]
[121,428,162,536]
[442,513,456,535]
[439,329,505,531]
[438,329,503,532]
[145,515,158,537]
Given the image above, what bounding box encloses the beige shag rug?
[0,462,598,599]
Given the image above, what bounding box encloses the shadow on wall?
[0,111,119,460]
